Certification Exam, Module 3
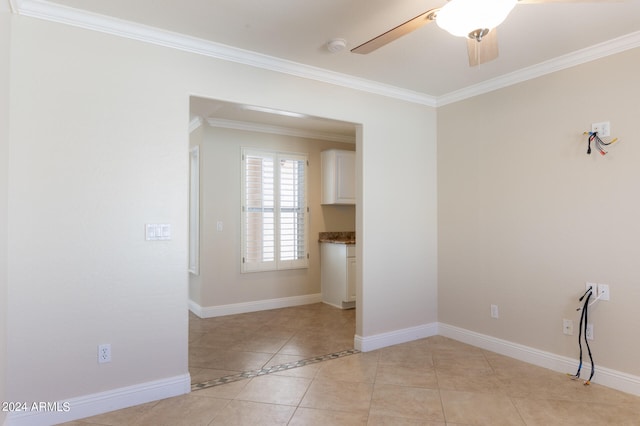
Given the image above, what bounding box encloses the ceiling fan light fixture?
[436,0,517,39]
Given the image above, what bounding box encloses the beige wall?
[6,13,438,407]
[191,125,355,309]
[438,48,640,376]
[0,5,10,424]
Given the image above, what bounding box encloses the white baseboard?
[5,374,191,426]
[10,319,638,426]
[439,323,640,397]
[189,293,322,318]
[353,321,640,397]
[354,322,439,352]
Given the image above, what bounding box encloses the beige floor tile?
[278,333,354,358]
[300,378,374,415]
[193,378,250,400]
[513,397,640,426]
[424,336,482,353]
[577,381,640,405]
[288,407,368,425]
[272,364,323,379]
[189,331,205,344]
[316,353,378,383]
[482,351,546,372]
[130,394,229,426]
[375,364,438,388]
[230,334,290,353]
[63,401,158,425]
[366,414,446,425]
[435,367,506,394]
[235,374,312,405]
[261,353,309,367]
[192,349,274,371]
[440,390,525,426]
[263,353,323,378]
[193,330,251,348]
[189,367,239,384]
[188,320,220,334]
[369,383,444,422]
[208,400,295,425]
[432,352,492,372]
[496,368,600,401]
[375,345,434,369]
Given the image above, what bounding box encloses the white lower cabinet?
[321,243,356,309]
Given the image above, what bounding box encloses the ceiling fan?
[351,0,617,66]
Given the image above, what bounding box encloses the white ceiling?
[12,0,640,135]
[24,0,640,97]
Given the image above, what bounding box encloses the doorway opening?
[187,96,360,387]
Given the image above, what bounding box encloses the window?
[241,148,308,272]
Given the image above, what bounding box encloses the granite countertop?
[318,231,355,244]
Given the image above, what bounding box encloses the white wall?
[5,12,438,418]
[438,48,640,377]
[0,5,10,425]
[191,125,356,311]
[7,17,190,405]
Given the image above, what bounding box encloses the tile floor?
[188,303,356,385]
[62,305,640,425]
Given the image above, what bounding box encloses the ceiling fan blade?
[467,29,499,67]
[351,9,438,54]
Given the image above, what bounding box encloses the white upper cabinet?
[321,149,355,205]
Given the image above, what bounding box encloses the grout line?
[191,349,360,391]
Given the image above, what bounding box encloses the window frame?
[188,146,200,275]
[241,147,309,273]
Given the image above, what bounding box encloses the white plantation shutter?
[243,152,275,271]
[242,148,308,272]
[278,154,307,268]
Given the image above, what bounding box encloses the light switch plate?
[146,224,171,241]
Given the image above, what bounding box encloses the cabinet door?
[346,257,356,302]
[321,149,355,205]
[335,151,355,204]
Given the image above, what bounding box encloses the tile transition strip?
[191,349,360,391]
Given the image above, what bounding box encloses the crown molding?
[188,116,203,133]
[206,117,355,144]
[6,0,18,13]
[437,30,640,106]
[14,1,640,108]
[15,0,437,107]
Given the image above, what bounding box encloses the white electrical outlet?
[490,304,499,319]
[563,319,574,336]
[98,344,111,363]
[585,282,596,294]
[591,121,610,137]
[597,283,610,301]
[586,324,594,341]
